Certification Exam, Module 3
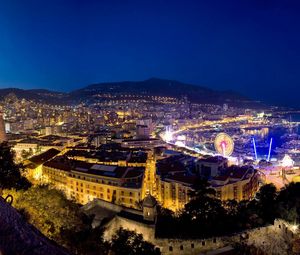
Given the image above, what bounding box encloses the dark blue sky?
[0,0,300,107]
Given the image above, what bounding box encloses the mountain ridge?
[0,78,262,107]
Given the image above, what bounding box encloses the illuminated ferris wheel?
[214,133,234,157]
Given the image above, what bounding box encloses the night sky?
[0,0,300,107]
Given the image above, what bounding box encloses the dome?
[142,194,157,208]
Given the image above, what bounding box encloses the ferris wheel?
[214,132,234,157]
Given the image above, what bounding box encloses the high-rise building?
[0,113,7,143]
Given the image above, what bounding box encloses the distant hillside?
[70,78,262,107]
[0,78,263,108]
[0,88,66,104]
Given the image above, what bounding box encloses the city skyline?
[1,1,300,255]
[0,0,300,107]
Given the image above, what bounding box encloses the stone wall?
[154,237,226,255]
[153,219,295,255]
[104,215,296,255]
[244,219,294,255]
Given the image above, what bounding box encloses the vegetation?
[21,148,34,160]
[0,142,31,190]
[6,186,84,241]
[110,228,161,255]
[156,181,300,239]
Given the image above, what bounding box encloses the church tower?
[142,194,157,222]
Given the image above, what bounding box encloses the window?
[233,186,238,200]
[180,245,183,250]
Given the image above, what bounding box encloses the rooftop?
[27,148,61,166]
[211,166,256,186]
[165,173,198,186]
[198,156,228,164]
[44,157,145,182]
[65,148,147,164]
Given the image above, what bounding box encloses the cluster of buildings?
[23,140,260,212]
[1,91,246,138]
[0,92,264,213]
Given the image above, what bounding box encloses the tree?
[276,182,300,223]
[0,142,31,190]
[178,178,228,237]
[8,185,86,246]
[21,148,34,160]
[188,177,216,199]
[255,184,277,223]
[62,225,109,255]
[110,228,160,255]
[155,205,178,238]
[182,193,227,237]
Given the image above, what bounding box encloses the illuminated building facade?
[211,166,259,201]
[156,173,194,211]
[24,148,61,183]
[43,157,145,207]
[24,144,260,212]
[155,154,196,211]
[13,135,83,160]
